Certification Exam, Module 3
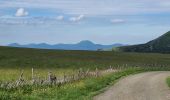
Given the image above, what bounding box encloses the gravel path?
[94,71,170,100]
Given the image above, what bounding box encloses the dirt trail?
[94,71,170,100]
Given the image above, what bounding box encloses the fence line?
[0,66,118,89]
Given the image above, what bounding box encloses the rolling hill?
[8,40,126,51]
[119,31,170,53]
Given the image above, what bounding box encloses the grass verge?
[167,77,170,88]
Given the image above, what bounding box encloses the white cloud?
[15,8,28,17]
[111,19,125,24]
[1,0,170,16]
[69,14,84,22]
[56,15,64,20]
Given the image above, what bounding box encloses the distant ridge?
[119,31,170,53]
[9,40,126,51]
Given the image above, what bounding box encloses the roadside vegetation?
[166,77,170,88]
[0,68,148,100]
[0,46,170,99]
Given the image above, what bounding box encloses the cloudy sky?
[0,0,170,45]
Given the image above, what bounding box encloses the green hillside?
[119,31,170,53]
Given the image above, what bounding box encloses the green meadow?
[0,46,170,99]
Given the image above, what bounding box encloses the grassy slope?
[119,31,170,53]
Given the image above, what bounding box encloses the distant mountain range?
[119,31,170,53]
[8,40,126,51]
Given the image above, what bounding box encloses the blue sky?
[0,0,170,45]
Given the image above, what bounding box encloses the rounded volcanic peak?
[9,43,20,46]
[37,43,49,46]
[77,40,95,45]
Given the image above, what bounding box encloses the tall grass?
[166,77,170,87]
[0,68,142,100]
[0,67,169,100]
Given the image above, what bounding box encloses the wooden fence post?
[16,69,24,86]
[95,68,99,77]
[32,68,34,80]
[63,73,66,83]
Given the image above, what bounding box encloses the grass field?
[1,46,170,69]
[0,46,170,80]
[0,46,170,99]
